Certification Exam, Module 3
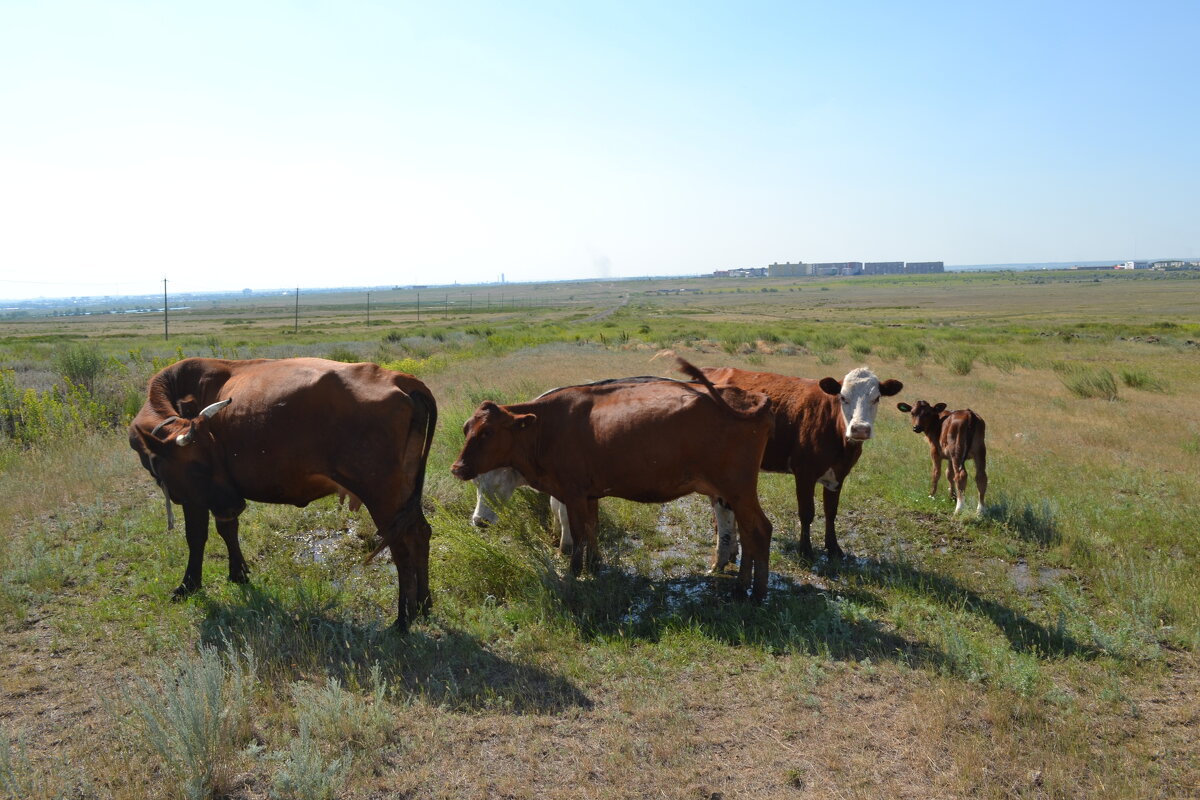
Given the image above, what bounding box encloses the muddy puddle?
[1007,559,1068,593]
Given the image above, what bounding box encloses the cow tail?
[366,388,438,562]
[674,357,769,419]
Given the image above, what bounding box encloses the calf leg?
[928,452,943,498]
[974,447,988,513]
[951,459,968,514]
[709,497,739,572]
[175,504,210,599]
[214,517,249,584]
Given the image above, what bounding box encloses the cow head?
[451,401,536,482]
[896,400,947,434]
[129,397,244,518]
[819,367,903,442]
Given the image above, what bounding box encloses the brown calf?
[897,400,988,514]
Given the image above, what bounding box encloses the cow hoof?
[171,585,198,601]
[229,570,250,584]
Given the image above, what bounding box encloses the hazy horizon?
[3,2,1196,301]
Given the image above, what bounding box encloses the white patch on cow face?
[471,467,528,527]
[838,367,884,442]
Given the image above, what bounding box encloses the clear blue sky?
[2,1,1196,298]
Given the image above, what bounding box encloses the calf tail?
[366,387,438,562]
[675,357,770,419]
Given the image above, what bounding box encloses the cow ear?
[933,402,947,414]
[879,379,904,397]
[896,402,912,413]
[514,413,537,430]
[818,377,841,396]
[479,400,498,412]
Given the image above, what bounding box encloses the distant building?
[1120,261,1150,270]
[905,261,945,274]
[768,261,807,277]
[810,262,863,276]
[863,261,904,275]
[712,268,767,278]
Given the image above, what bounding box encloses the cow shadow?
[195,584,592,713]
[552,546,1097,667]
[814,553,1097,659]
[550,567,953,671]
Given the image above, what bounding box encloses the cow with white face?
[701,366,903,566]
[472,467,573,553]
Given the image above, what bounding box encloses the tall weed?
[271,723,351,800]
[123,644,258,800]
[1055,365,1118,400]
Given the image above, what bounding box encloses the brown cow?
[896,400,988,514]
[128,357,437,631]
[701,366,903,567]
[450,360,777,599]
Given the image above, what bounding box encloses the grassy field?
[2,269,1198,799]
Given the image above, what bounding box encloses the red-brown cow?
[896,400,988,514]
[128,357,437,631]
[701,366,903,567]
[450,360,777,599]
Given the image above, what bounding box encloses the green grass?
[1,270,1199,797]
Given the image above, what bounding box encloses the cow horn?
[175,428,194,447]
[150,416,180,437]
[199,398,232,418]
[162,484,175,530]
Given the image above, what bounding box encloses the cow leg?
[388,536,421,632]
[565,499,598,577]
[730,498,773,601]
[414,519,433,616]
[214,516,249,584]
[550,497,573,555]
[174,504,210,599]
[709,497,739,572]
[795,479,818,561]
[821,486,845,559]
[947,461,958,500]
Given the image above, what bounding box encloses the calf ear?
[933,402,947,414]
[879,379,903,397]
[896,402,912,413]
[514,413,537,430]
[818,377,842,396]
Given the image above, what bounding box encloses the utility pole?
[294,286,299,334]
[163,278,169,341]
[416,292,421,322]
[366,291,371,327]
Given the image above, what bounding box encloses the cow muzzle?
[451,461,476,481]
[912,425,924,433]
[847,424,873,441]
